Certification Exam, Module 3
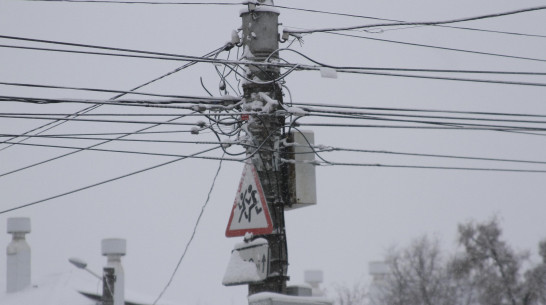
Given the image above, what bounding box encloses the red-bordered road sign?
[225,163,273,237]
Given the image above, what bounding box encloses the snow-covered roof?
[0,272,173,305]
[0,272,96,305]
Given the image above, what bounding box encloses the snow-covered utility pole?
[240,0,289,295]
[101,238,126,305]
[6,217,31,293]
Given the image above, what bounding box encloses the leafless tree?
[333,280,368,305]
[335,218,546,305]
[376,236,462,305]
[452,218,546,305]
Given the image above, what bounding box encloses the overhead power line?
[324,146,546,166]
[313,161,546,174]
[4,33,546,83]
[1,130,193,137]
[292,102,546,119]
[274,48,546,75]
[266,4,546,39]
[283,5,546,34]
[0,34,238,65]
[0,141,243,161]
[0,44,227,155]
[12,110,546,133]
[0,112,238,117]
[0,146,221,215]
[296,123,546,137]
[0,82,232,100]
[0,114,204,126]
[152,154,225,305]
[0,43,208,63]
[301,107,546,125]
[307,112,546,132]
[6,43,546,76]
[322,31,546,63]
[25,0,546,39]
[23,0,242,4]
[6,42,546,80]
[0,133,231,145]
[0,115,195,178]
[0,44,231,177]
[0,97,239,112]
[335,69,546,87]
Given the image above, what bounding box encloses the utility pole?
[240,0,289,295]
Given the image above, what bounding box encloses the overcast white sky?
[1,0,546,304]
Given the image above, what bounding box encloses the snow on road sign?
[222,238,269,286]
[226,163,273,237]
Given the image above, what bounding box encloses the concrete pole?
[101,238,126,305]
[6,217,31,293]
[239,0,289,295]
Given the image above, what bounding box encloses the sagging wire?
[199,77,214,97]
[221,62,300,85]
[214,49,239,96]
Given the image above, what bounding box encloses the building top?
[7,218,31,234]
[101,238,126,256]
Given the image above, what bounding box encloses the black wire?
[24,0,546,39]
[284,5,546,34]
[271,4,546,39]
[0,44,229,153]
[263,49,546,87]
[0,146,222,215]
[320,161,546,174]
[0,141,244,162]
[0,114,205,126]
[0,133,246,146]
[285,125,546,170]
[274,48,546,76]
[336,68,546,88]
[322,32,546,63]
[0,104,101,152]
[0,83,229,100]
[326,147,546,166]
[0,43,273,71]
[307,112,546,132]
[0,112,241,117]
[24,0,242,4]
[152,152,225,305]
[292,102,546,119]
[302,108,546,126]
[0,130,193,137]
[5,40,546,77]
[0,113,202,178]
[0,44,201,63]
[295,122,546,135]
[1,97,239,112]
[0,34,227,63]
[200,77,214,97]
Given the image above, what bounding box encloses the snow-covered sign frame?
[222,238,269,286]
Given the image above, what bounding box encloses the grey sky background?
[1,0,546,304]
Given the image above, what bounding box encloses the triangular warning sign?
[226,163,273,237]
